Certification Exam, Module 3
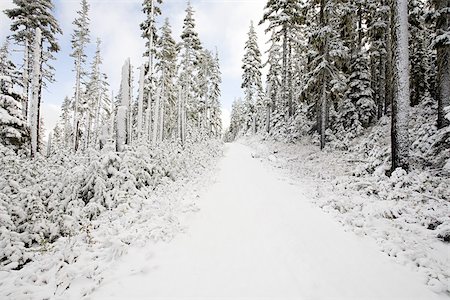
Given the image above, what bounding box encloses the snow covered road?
[91,143,447,300]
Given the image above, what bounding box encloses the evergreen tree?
[84,39,109,149]
[4,0,62,120]
[178,1,203,138]
[367,0,390,118]
[0,41,21,87]
[70,0,91,152]
[343,53,375,132]
[226,98,245,141]
[156,18,177,140]
[209,51,222,137]
[409,0,428,107]
[260,0,302,117]
[0,58,28,150]
[141,0,163,143]
[141,0,163,59]
[241,21,263,133]
[264,32,282,133]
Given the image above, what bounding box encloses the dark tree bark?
[436,0,450,129]
[391,0,410,172]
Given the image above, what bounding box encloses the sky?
[0,0,269,136]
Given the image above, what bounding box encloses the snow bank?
[241,117,450,294]
[0,140,222,299]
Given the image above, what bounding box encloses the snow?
[0,140,222,299]
[241,135,450,294]
[89,143,446,299]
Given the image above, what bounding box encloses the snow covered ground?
[0,140,222,299]
[89,143,447,299]
[242,136,450,296]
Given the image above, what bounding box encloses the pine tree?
[226,98,245,141]
[156,18,177,141]
[4,0,62,121]
[0,41,21,88]
[209,51,222,137]
[85,39,109,149]
[260,0,302,117]
[367,0,390,118]
[141,0,163,59]
[241,21,263,134]
[409,0,428,107]
[70,0,91,152]
[344,53,375,131]
[141,0,162,143]
[344,2,376,131]
[179,1,203,139]
[58,96,73,148]
[0,51,28,150]
[264,33,282,133]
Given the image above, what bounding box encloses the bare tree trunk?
[385,4,393,115]
[137,65,145,141]
[436,0,450,129]
[287,38,293,117]
[152,88,160,146]
[23,39,30,122]
[30,28,42,158]
[391,0,410,171]
[94,89,102,148]
[282,24,288,114]
[379,53,386,118]
[178,87,182,142]
[73,52,82,152]
[158,81,165,142]
[319,0,329,150]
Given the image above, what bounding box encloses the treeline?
[0,0,222,157]
[227,0,450,173]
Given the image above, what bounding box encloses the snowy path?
[91,143,446,300]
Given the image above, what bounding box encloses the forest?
[228,0,449,173]
[0,0,449,298]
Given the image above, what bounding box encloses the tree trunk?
[282,24,288,114]
[94,88,102,148]
[319,0,329,150]
[116,106,127,152]
[152,87,160,146]
[73,52,82,152]
[137,65,145,141]
[23,39,30,123]
[379,53,386,118]
[385,2,393,115]
[30,28,42,158]
[436,0,450,129]
[391,0,410,171]
[287,38,293,117]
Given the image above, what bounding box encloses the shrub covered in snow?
[0,139,222,273]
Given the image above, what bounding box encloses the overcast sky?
[0,0,268,136]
